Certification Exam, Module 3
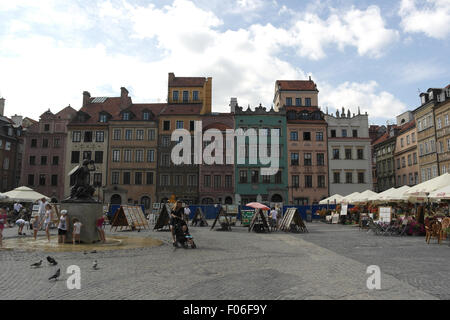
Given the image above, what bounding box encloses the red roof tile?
[276,80,318,91]
[160,104,202,115]
[69,97,122,125]
[169,76,206,87]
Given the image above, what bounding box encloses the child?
[32,215,40,240]
[72,219,82,244]
[57,210,69,244]
[39,204,53,242]
[175,219,196,248]
[96,215,106,243]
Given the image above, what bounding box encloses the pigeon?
[46,256,58,266]
[30,260,42,268]
[92,260,98,270]
[48,268,60,281]
[90,250,97,254]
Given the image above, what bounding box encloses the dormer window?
[99,114,108,123]
[143,112,150,121]
[123,112,130,120]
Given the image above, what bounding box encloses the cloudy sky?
[0,0,448,124]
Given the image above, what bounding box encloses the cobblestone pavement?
[0,221,446,300]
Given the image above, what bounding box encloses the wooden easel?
[210,206,231,231]
[191,207,208,227]
[248,210,270,233]
[110,205,149,231]
[279,208,308,233]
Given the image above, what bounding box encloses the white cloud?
[399,0,450,39]
[320,81,407,120]
[291,6,399,60]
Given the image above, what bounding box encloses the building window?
[135,172,142,185]
[317,153,324,166]
[113,129,121,140]
[146,172,154,185]
[358,172,365,184]
[333,172,340,184]
[51,175,58,186]
[54,138,60,148]
[286,97,292,106]
[84,131,92,142]
[95,151,103,164]
[225,175,232,188]
[112,150,120,162]
[213,175,221,189]
[408,154,412,166]
[303,132,311,141]
[240,170,248,183]
[147,149,155,162]
[316,132,323,141]
[160,174,169,186]
[251,170,259,183]
[93,173,101,187]
[112,172,120,185]
[3,158,9,170]
[290,131,298,141]
[346,172,353,184]
[31,139,37,148]
[41,156,47,165]
[83,151,91,161]
[42,139,49,148]
[193,91,199,101]
[136,129,144,140]
[330,130,336,138]
[28,174,34,186]
[52,156,59,166]
[123,112,130,121]
[161,154,170,166]
[352,130,358,138]
[333,149,340,160]
[262,174,270,184]
[136,150,144,162]
[71,151,80,164]
[342,129,347,137]
[304,153,312,166]
[99,114,108,123]
[275,171,282,184]
[124,150,132,162]
[29,156,36,165]
[39,174,46,186]
[125,129,132,140]
[188,175,197,186]
[357,149,364,160]
[305,98,311,106]
[292,175,299,188]
[318,175,325,188]
[173,91,179,101]
[412,132,416,143]
[190,121,195,131]
[96,131,104,142]
[204,175,211,187]
[305,175,312,188]
[123,172,131,185]
[295,98,301,106]
[148,129,156,141]
[182,91,189,102]
[143,112,150,121]
[401,138,404,147]
[176,121,184,129]
[291,153,299,166]
[163,121,170,131]
[44,124,50,132]
[345,148,352,160]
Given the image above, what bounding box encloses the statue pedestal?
[60,203,103,244]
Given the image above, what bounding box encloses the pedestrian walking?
[184,205,191,223]
[0,207,7,247]
[57,210,69,244]
[96,215,106,243]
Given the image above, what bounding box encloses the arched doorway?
[141,196,151,210]
[225,196,233,204]
[271,194,283,202]
[110,194,122,205]
[201,198,214,204]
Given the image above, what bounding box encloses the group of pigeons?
[30,256,99,281]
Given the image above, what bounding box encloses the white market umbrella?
[341,192,361,204]
[0,193,8,200]
[319,194,343,205]
[0,186,50,203]
[405,173,450,199]
[368,187,396,203]
[352,190,378,204]
[383,186,410,202]
[428,185,450,200]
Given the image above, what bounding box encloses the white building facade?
[325,107,373,196]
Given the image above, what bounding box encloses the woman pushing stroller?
[170,201,196,249]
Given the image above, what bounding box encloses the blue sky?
[0,0,448,124]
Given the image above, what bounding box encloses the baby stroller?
[173,218,197,249]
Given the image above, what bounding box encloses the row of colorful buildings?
[3,72,446,210]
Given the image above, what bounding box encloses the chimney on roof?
[0,97,4,116]
[82,91,90,107]
[309,76,311,81]
[11,114,23,127]
[120,87,130,110]
[168,72,175,85]
[230,97,238,113]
